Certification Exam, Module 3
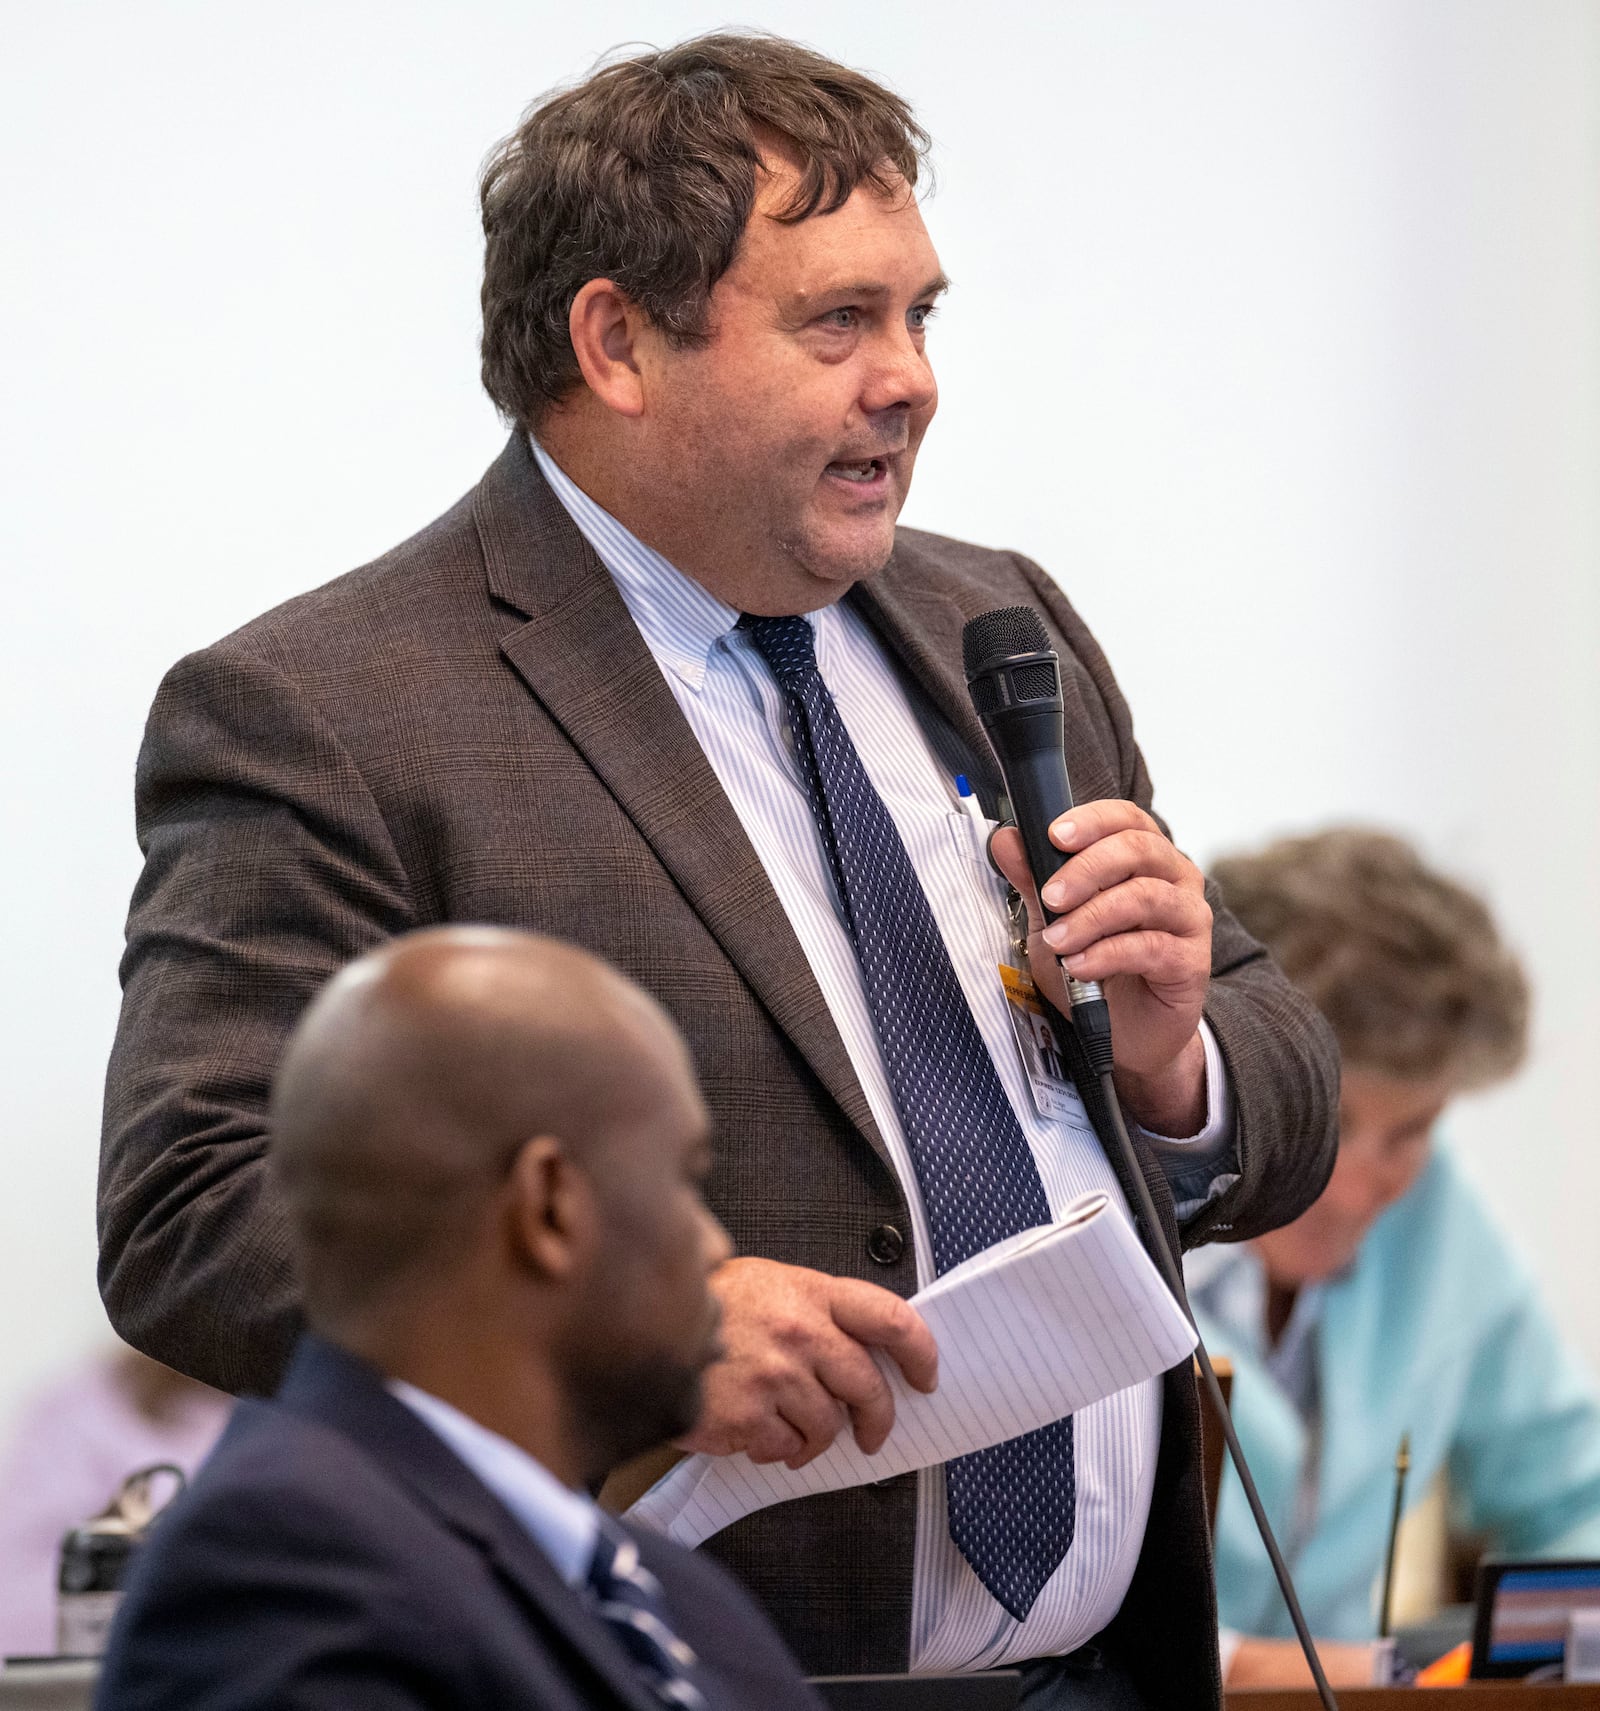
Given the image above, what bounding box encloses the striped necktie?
[585,1520,707,1710]
[741,612,1075,1622]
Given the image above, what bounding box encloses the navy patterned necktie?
[585,1520,707,1711]
[741,613,1075,1622]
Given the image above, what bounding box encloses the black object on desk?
[811,1671,1021,1710]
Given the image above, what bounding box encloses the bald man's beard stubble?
[567,1342,712,1475]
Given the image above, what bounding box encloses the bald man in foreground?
[96,928,840,1711]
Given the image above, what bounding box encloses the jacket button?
[866,1224,905,1266]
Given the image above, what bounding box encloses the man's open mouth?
[826,457,888,484]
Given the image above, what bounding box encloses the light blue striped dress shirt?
[529,438,1230,1671]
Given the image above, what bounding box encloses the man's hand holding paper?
[636,1192,1198,1549]
[678,1258,940,1469]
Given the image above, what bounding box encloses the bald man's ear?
[567,280,649,419]
[506,1136,599,1282]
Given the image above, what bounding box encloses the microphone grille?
[962,606,1051,674]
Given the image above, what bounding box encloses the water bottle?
[56,1463,185,1656]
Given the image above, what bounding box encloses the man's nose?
[861,326,937,419]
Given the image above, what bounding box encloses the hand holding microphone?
[990,805,1210,1135]
[963,608,1212,1136]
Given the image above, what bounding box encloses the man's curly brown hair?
[479,32,931,432]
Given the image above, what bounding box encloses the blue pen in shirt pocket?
[949,775,1009,920]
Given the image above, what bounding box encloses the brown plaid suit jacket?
[100,434,1338,1702]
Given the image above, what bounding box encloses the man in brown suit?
[99,33,1338,1709]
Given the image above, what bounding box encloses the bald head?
[270,927,704,1329]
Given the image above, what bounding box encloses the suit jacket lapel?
[471,437,886,1164]
[847,564,1002,810]
[853,548,1121,812]
[278,1337,665,1711]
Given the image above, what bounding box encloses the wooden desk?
[1196,1354,1234,1533]
[1227,1685,1600,1708]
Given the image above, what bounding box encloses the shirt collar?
[386,1378,600,1586]
[529,436,738,693]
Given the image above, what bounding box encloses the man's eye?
[821,307,859,330]
[908,303,939,331]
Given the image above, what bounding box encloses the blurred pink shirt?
[0,1349,231,1658]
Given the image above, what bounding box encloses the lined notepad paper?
[630,1190,1197,1547]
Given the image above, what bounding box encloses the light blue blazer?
[1191,1144,1600,1640]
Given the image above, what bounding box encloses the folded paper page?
[629,1190,1197,1547]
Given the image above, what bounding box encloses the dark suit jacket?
[95,1335,826,1711]
[99,434,1338,1702]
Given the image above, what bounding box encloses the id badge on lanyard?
[998,910,1081,1122]
[949,807,1080,1123]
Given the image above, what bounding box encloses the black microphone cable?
[963,606,1340,1711]
[1088,1061,1339,1711]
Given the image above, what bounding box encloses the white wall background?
[3,0,1596,1434]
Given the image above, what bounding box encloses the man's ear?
[568,280,649,419]
[506,1135,598,1281]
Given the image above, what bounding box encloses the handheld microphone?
[961,602,1342,1711]
[961,606,1113,1073]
